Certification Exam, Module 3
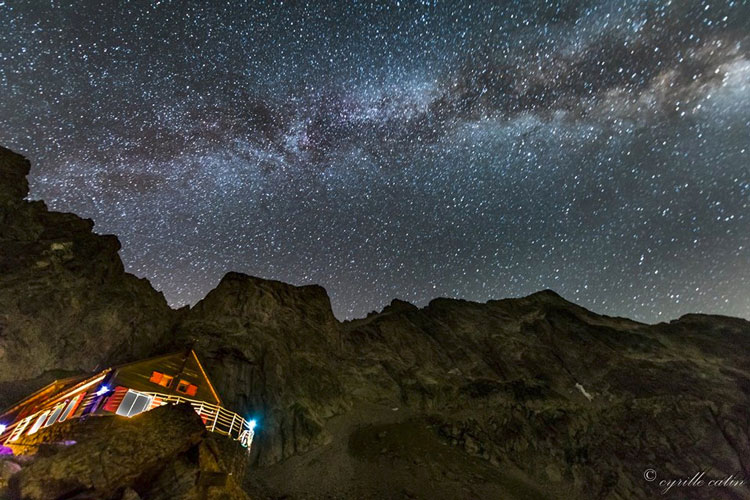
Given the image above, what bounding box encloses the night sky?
[1,1,749,322]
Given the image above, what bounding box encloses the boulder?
[7,403,249,500]
[9,404,205,499]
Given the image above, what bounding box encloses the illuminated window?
[58,393,84,422]
[116,390,153,418]
[27,411,50,435]
[102,386,129,413]
[149,371,174,388]
[8,416,33,442]
[175,380,198,396]
[160,375,174,388]
[44,404,66,427]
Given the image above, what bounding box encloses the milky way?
[1,1,749,321]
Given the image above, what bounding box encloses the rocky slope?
[1,146,749,499]
[0,147,176,409]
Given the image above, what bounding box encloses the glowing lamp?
[95,385,110,396]
[0,424,6,434]
[248,419,257,431]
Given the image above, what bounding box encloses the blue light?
[248,419,257,430]
[95,385,110,396]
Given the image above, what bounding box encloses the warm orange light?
[191,350,221,404]
[52,373,108,405]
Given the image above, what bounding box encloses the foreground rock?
[4,403,249,500]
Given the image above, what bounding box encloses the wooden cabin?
[0,350,255,453]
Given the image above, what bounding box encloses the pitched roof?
[1,349,223,417]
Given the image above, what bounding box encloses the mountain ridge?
[2,145,749,499]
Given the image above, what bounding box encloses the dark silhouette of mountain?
[1,146,748,499]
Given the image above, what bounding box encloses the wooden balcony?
[1,389,255,452]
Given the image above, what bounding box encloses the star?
[1,0,748,321]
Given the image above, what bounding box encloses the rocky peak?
[0,146,175,407]
[0,146,30,207]
[381,298,419,315]
[671,312,750,326]
[524,288,565,301]
[185,271,339,344]
[173,272,346,465]
[195,272,334,319]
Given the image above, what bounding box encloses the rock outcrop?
[2,146,749,499]
[173,272,349,465]
[0,147,176,409]
[4,403,249,500]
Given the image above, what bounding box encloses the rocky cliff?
[1,146,749,499]
[0,147,176,409]
[172,272,349,465]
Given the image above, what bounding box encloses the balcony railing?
[142,391,255,448]
[1,389,255,452]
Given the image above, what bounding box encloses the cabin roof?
[109,349,222,405]
[0,375,84,418]
[0,370,107,420]
[0,349,222,416]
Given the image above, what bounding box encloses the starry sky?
[1,1,749,322]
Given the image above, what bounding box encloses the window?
[58,393,84,422]
[116,390,153,418]
[175,380,198,396]
[160,375,174,388]
[176,380,190,393]
[27,411,50,435]
[7,416,33,442]
[174,380,198,396]
[149,371,174,388]
[44,404,65,427]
